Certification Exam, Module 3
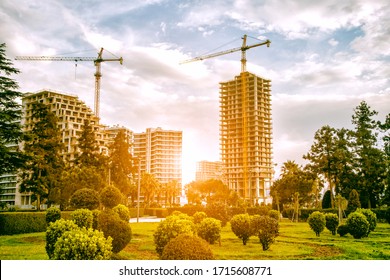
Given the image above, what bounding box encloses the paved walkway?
[129,216,165,223]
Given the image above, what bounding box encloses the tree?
[109,130,134,196]
[0,43,24,174]
[307,211,326,237]
[270,161,315,209]
[164,179,181,206]
[141,172,158,207]
[351,101,386,208]
[321,190,332,209]
[20,102,65,209]
[347,189,361,212]
[75,119,106,168]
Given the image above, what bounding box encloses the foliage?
[140,172,159,208]
[45,219,79,259]
[71,208,93,229]
[325,213,339,235]
[53,227,112,260]
[356,208,377,234]
[270,161,316,209]
[307,211,326,237]
[92,209,101,230]
[251,215,279,251]
[161,234,214,260]
[193,211,207,224]
[109,130,134,196]
[197,217,221,244]
[153,214,195,256]
[345,212,369,239]
[230,213,253,245]
[322,190,332,209]
[97,210,132,253]
[113,204,130,222]
[19,102,65,209]
[70,188,100,210]
[0,43,25,174]
[0,212,47,235]
[46,207,61,225]
[337,224,349,237]
[100,185,124,209]
[268,210,280,221]
[205,202,230,226]
[347,189,361,212]
[387,208,390,224]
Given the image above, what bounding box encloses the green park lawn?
[1,220,389,260]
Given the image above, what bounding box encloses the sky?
[1,0,389,185]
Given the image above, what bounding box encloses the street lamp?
[136,158,141,223]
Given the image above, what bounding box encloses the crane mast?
[181,35,271,203]
[15,48,123,118]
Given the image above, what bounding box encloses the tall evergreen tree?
[20,102,65,209]
[0,43,24,173]
[109,130,134,196]
[351,101,386,208]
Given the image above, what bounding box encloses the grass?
[1,220,390,260]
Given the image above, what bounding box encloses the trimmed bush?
[205,203,229,227]
[71,208,93,229]
[268,210,280,221]
[386,208,390,224]
[100,186,124,209]
[197,217,221,244]
[0,212,47,235]
[325,213,339,235]
[307,211,326,237]
[337,224,349,237]
[70,188,100,210]
[193,211,207,224]
[347,189,361,212]
[113,204,130,222]
[356,208,377,234]
[161,234,214,260]
[346,212,369,239]
[153,214,195,256]
[92,209,101,230]
[251,215,279,251]
[46,207,61,225]
[230,213,253,245]
[97,210,132,253]
[53,227,112,260]
[46,219,79,259]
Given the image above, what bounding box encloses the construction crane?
[181,34,271,203]
[15,48,123,118]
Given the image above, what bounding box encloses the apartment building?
[22,89,109,161]
[133,127,182,188]
[195,160,223,182]
[219,72,273,205]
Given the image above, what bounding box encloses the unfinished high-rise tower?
[219,72,273,205]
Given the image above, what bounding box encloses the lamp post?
[136,158,141,223]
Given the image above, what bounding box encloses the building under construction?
[219,72,273,205]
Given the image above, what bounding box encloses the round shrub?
[112,204,130,222]
[347,189,361,212]
[46,207,61,225]
[268,210,280,221]
[197,217,221,244]
[193,211,207,224]
[356,208,377,234]
[53,228,112,260]
[97,210,132,253]
[71,208,93,229]
[161,234,214,260]
[307,211,326,237]
[92,209,101,230]
[325,213,339,235]
[100,186,124,209]
[230,213,252,245]
[337,224,349,237]
[206,203,229,227]
[251,215,279,251]
[46,219,79,259]
[153,214,196,256]
[70,188,100,210]
[346,212,369,239]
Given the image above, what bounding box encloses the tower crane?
[181,35,271,203]
[15,48,123,118]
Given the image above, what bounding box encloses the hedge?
[0,211,73,235]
